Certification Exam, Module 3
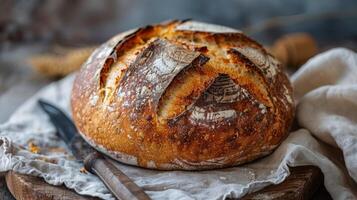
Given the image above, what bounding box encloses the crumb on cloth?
[28,141,40,154]
[80,167,88,174]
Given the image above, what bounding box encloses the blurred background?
[0,0,357,123]
[1,0,357,49]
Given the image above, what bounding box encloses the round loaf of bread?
[71,20,294,170]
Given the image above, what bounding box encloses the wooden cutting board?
[5,165,331,200]
[5,171,98,200]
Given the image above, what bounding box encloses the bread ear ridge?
[116,38,209,121]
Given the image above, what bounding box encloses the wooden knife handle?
[84,152,151,200]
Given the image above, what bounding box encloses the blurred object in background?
[268,33,318,69]
[1,0,357,51]
[245,10,357,52]
[28,46,95,78]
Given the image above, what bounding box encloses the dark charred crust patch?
[194,46,208,53]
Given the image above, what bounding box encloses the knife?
[38,99,151,200]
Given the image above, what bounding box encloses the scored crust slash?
[117,38,208,117]
[71,20,295,170]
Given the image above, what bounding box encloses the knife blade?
[38,99,151,200]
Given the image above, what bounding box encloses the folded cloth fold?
[0,48,357,199]
[292,48,357,183]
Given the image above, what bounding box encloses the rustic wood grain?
[241,166,331,200]
[5,166,330,200]
[5,171,99,200]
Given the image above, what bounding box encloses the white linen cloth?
[0,48,357,200]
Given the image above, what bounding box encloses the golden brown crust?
[71,20,294,170]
